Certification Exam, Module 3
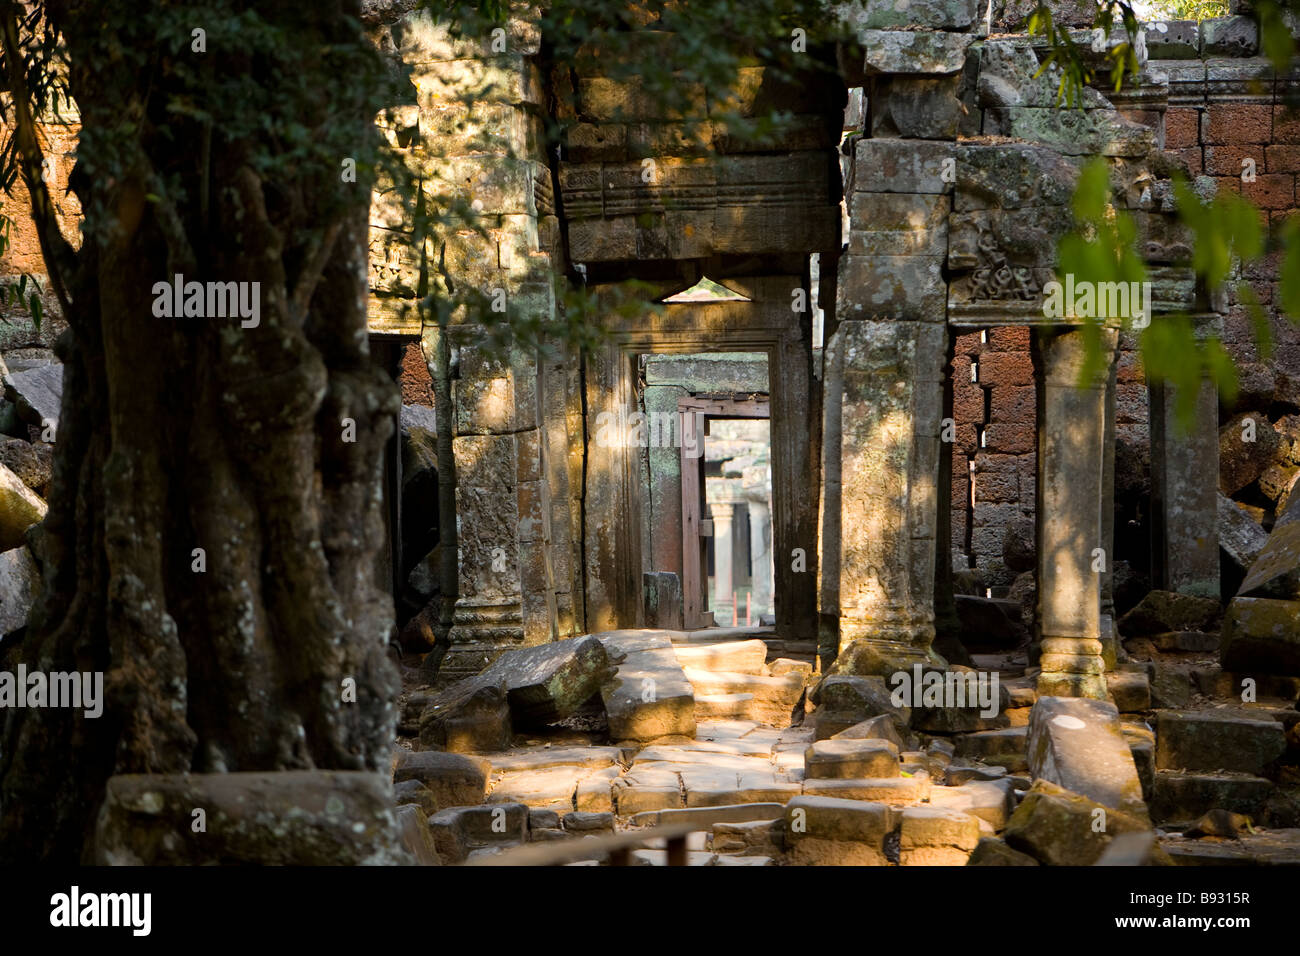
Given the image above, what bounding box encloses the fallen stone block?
[393,750,491,809]
[0,463,46,552]
[417,682,512,753]
[900,806,981,865]
[598,630,696,741]
[1118,590,1222,636]
[93,771,406,865]
[928,779,1017,830]
[428,803,528,863]
[3,363,61,431]
[563,811,614,833]
[1219,493,1268,575]
[804,739,900,779]
[1220,597,1300,675]
[395,804,441,865]
[1028,696,1149,820]
[966,837,1039,866]
[1237,512,1300,600]
[784,795,897,866]
[943,764,1008,786]
[393,779,437,815]
[1155,710,1286,776]
[1003,780,1151,866]
[812,674,910,739]
[1105,669,1151,712]
[0,544,39,636]
[711,818,785,856]
[423,634,612,731]
[831,714,907,750]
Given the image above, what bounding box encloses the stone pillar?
[1034,326,1117,699]
[747,498,774,616]
[1149,320,1221,599]
[1099,336,1120,668]
[712,503,735,626]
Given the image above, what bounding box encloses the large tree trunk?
[0,0,400,863]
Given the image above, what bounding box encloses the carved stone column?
[1034,326,1118,699]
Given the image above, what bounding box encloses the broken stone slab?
[1150,771,1274,826]
[93,771,407,865]
[1220,597,1300,675]
[2,363,61,432]
[1118,590,1223,636]
[900,806,981,865]
[423,634,613,731]
[598,629,696,741]
[944,764,1008,786]
[428,803,529,863]
[831,714,907,751]
[860,30,976,75]
[1154,710,1286,776]
[0,463,45,552]
[1219,493,1268,574]
[1237,519,1300,600]
[392,750,491,810]
[417,682,512,753]
[928,779,1018,830]
[1027,696,1149,821]
[804,739,901,779]
[1003,780,1151,866]
[395,804,442,865]
[0,544,39,636]
[966,836,1040,865]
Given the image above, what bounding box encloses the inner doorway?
[679,396,772,628]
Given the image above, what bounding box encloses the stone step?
[1154,709,1287,776]
[672,639,768,674]
[1159,828,1300,866]
[953,726,1028,763]
[695,692,756,721]
[804,739,901,779]
[802,775,929,805]
[1149,770,1274,826]
[683,668,804,727]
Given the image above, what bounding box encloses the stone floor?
[392,627,1300,866]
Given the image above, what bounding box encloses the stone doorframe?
[583,275,818,640]
[678,395,771,630]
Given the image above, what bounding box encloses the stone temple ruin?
[4,1,1300,865]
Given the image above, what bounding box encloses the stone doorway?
[583,276,818,641]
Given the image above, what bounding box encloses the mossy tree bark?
[0,0,400,863]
